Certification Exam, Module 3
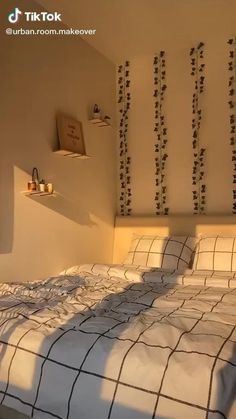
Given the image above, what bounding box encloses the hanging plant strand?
[228,37,236,214]
[190,42,206,214]
[153,51,169,215]
[118,61,132,216]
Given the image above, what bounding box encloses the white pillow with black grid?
[124,235,197,270]
[193,236,236,271]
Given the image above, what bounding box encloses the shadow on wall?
[0,102,114,256]
[26,192,97,228]
[0,165,14,254]
[0,0,116,257]
[0,160,98,255]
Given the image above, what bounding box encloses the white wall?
[0,0,116,282]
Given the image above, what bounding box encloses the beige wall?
[117,11,236,215]
[0,0,116,282]
[123,47,232,214]
[32,1,236,215]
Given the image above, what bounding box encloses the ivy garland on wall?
[190,42,206,214]
[118,61,132,216]
[153,52,169,215]
[228,38,236,214]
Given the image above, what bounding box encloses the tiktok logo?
[7,8,62,23]
[8,8,22,23]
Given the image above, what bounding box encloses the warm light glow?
[195,224,236,236]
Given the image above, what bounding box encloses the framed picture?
[56,114,86,156]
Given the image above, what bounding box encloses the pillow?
[193,236,236,271]
[124,235,197,270]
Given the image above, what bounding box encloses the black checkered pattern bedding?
[124,235,197,270]
[0,264,235,419]
[193,236,236,271]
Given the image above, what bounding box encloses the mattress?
[0,264,235,419]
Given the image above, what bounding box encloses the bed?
[0,216,235,419]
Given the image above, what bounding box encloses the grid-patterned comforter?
[0,264,235,419]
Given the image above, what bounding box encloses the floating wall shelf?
[22,191,55,197]
[53,150,91,158]
[89,118,111,127]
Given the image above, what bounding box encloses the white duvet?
[0,264,235,419]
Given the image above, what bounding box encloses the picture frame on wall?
[56,114,87,157]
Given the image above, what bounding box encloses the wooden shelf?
[53,150,91,158]
[22,191,55,197]
[89,118,111,127]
